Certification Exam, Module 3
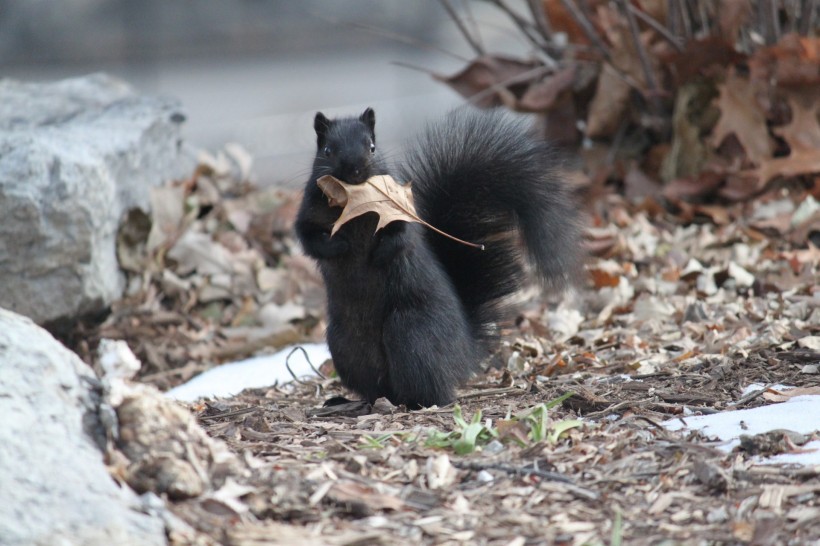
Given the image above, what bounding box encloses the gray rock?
[0,73,191,324]
[0,308,167,546]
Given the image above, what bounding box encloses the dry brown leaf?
[751,89,820,185]
[318,174,416,236]
[717,0,753,41]
[663,172,724,202]
[517,66,576,112]
[327,481,404,512]
[775,90,820,154]
[435,55,542,109]
[750,35,820,87]
[662,37,745,85]
[710,69,774,164]
[586,63,632,138]
[317,175,483,249]
[586,6,658,138]
[762,386,820,403]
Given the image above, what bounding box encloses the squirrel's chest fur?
[312,198,402,399]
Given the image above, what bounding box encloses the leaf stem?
[367,178,485,250]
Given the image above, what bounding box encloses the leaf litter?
[63,134,819,545]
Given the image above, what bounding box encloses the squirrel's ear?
[360,108,376,140]
[314,112,330,147]
[314,112,330,135]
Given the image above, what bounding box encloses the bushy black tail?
[400,108,582,340]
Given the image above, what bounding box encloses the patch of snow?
[165,343,331,402]
[663,395,820,466]
[740,383,795,397]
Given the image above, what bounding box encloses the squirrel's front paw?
[371,222,406,266]
[308,231,350,259]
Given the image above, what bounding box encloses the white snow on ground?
[663,391,820,466]
[165,343,330,402]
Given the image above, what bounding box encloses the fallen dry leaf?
[750,34,820,87]
[710,69,774,165]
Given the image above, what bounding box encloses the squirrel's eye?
[323,146,332,157]
[369,142,376,154]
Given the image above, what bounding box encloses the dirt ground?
[71,154,819,546]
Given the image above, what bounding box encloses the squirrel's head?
[313,108,377,185]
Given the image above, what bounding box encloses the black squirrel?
[295,107,581,408]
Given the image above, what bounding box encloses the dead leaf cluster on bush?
[79,147,326,390]
[436,1,820,209]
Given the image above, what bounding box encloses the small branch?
[728,383,775,408]
[346,21,471,63]
[558,0,612,60]
[616,0,664,118]
[198,406,260,422]
[439,0,486,56]
[676,0,693,40]
[628,4,684,52]
[527,0,554,39]
[458,385,522,400]
[696,0,711,36]
[390,60,437,76]
[490,0,558,67]
[457,64,553,107]
[798,0,817,36]
[769,0,782,43]
[460,0,484,51]
[452,460,600,501]
[285,346,325,383]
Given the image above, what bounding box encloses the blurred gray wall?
[1,0,528,185]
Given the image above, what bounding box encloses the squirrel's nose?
[346,166,366,184]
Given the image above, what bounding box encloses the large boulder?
[0,73,192,325]
[0,308,167,546]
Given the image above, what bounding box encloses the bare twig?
[616,0,664,117]
[458,385,523,400]
[390,60,437,76]
[527,0,553,39]
[676,0,693,40]
[285,345,325,383]
[459,0,484,51]
[799,0,817,35]
[728,382,776,408]
[456,64,553,107]
[308,12,470,63]
[439,0,486,56]
[198,405,260,421]
[346,21,471,63]
[769,0,782,44]
[490,0,558,67]
[452,460,574,484]
[558,0,612,60]
[584,399,646,419]
[696,0,711,36]
[628,4,684,52]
